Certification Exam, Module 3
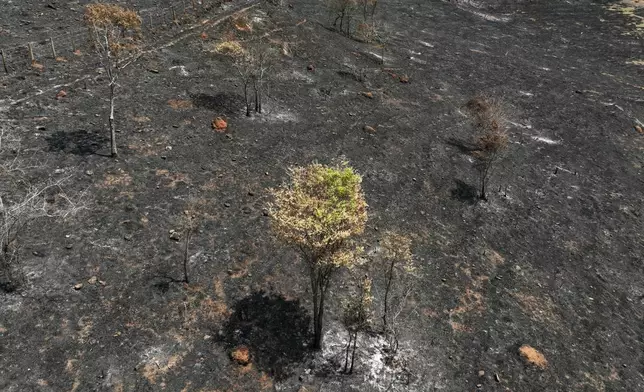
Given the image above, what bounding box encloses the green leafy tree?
[269,162,368,349]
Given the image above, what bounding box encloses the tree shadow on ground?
[220,291,311,380]
[450,179,479,204]
[190,92,246,115]
[446,137,479,155]
[45,130,108,156]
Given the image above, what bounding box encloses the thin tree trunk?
[315,281,326,349]
[310,265,321,349]
[109,81,117,157]
[349,331,358,373]
[183,228,191,283]
[383,258,395,331]
[344,331,353,373]
[244,83,250,117]
[257,82,262,114]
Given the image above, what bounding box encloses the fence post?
[1,50,8,74]
[28,42,35,63]
[50,37,57,59]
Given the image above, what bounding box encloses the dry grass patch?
[168,99,194,110]
[155,169,191,188]
[141,352,187,384]
[484,248,505,267]
[98,171,132,188]
[212,40,245,56]
[513,292,562,327]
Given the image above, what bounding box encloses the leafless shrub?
[466,95,509,200]
[379,231,415,355]
[342,275,372,374]
[84,3,142,157]
[0,127,87,292]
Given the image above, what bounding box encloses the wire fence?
[0,0,227,76]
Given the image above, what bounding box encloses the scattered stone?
[148,69,159,74]
[361,91,374,99]
[55,90,67,99]
[478,370,485,377]
[212,117,228,131]
[85,170,93,176]
[230,346,251,365]
[87,276,97,285]
[124,234,133,241]
[494,373,501,382]
[399,74,410,83]
[635,125,643,134]
[73,283,83,290]
[248,191,255,196]
[201,32,208,40]
[65,244,73,250]
[307,64,315,71]
[518,345,548,369]
[224,202,231,208]
[363,125,376,133]
[169,230,181,241]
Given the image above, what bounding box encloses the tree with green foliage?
[269,162,368,349]
[84,3,142,157]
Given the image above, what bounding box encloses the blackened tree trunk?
[183,227,192,283]
[310,263,332,350]
[382,257,395,331]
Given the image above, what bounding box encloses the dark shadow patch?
[446,137,478,155]
[45,130,108,156]
[450,179,479,204]
[190,92,246,115]
[220,291,311,380]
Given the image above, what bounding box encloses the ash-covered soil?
[1,0,643,391]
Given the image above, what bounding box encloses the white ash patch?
[277,70,315,84]
[169,65,189,76]
[519,91,534,97]
[418,40,435,48]
[409,56,427,65]
[249,104,299,123]
[532,136,561,145]
[470,10,511,22]
[365,51,387,63]
[319,322,421,391]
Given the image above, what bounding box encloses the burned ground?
[1,0,643,391]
